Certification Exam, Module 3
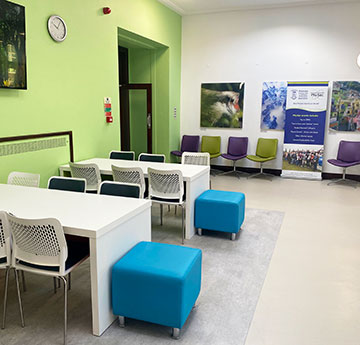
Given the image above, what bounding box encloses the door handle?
[147,113,152,129]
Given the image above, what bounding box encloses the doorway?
[118,46,152,156]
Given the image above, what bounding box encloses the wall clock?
[47,15,67,42]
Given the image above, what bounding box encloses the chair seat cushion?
[195,190,245,234]
[18,238,89,273]
[112,241,202,329]
[327,159,360,168]
[246,155,275,163]
[171,150,182,157]
[221,153,247,161]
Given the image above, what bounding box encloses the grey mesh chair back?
[48,176,86,193]
[138,153,166,163]
[69,162,101,192]
[148,168,184,201]
[109,150,135,160]
[8,172,40,188]
[181,152,210,166]
[111,165,145,198]
[98,181,140,199]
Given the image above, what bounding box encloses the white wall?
[180,2,360,174]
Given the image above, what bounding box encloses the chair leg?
[181,206,185,245]
[2,267,10,329]
[21,270,26,292]
[54,277,58,294]
[59,276,68,345]
[68,273,71,291]
[160,204,163,226]
[197,228,202,236]
[14,269,25,328]
[231,233,236,241]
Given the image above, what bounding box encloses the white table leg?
[89,207,151,336]
[185,171,209,239]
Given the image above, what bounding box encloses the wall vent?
[0,137,67,157]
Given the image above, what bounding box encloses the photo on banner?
[281,81,329,180]
[283,144,323,173]
[261,81,287,130]
[200,82,245,128]
[329,81,360,132]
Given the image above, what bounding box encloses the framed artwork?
[329,81,360,132]
[0,0,27,89]
[200,82,244,128]
[261,81,287,130]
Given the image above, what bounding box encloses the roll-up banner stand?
[282,82,329,180]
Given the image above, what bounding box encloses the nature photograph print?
[0,0,27,89]
[200,82,245,128]
[261,81,287,130]
[329,81,360,132]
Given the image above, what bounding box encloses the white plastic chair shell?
[181,152,210,166]
[148,168,184,203]
[8,172,40,188]
[7,213,68,277]
[111,165,146,198]
[0,211,11,268]
[69,162,101,192]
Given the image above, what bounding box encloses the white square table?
[59,158,210,239]
[0,183,151,336]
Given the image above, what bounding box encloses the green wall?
[0,0,181,186]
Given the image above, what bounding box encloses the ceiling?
[157,0,358,14]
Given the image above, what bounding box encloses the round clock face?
[48,15,67,42]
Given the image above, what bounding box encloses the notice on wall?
[281,82,329,180]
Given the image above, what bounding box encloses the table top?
[59,158,209,182]
[0,184,151,239]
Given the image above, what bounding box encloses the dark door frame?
[119,83,152,153]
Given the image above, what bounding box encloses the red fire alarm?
[103,7,111,15]
[106,116,113,123]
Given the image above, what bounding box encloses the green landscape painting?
[0,0,27,89]
[201,82,245,128]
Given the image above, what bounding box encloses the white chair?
[0,211,24,330]
[138,153,166,163]
[7,212,89,345]
[7,172,40,188]
[181,152,210,166]
[111,165,146,198]
[69,162,101,192]
[148,168,186,244]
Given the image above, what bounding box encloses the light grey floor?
[0,205,283,345]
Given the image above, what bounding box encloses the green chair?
[201,136,221,175]
[247,138,278,179]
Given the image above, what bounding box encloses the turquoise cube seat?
[195,190,245,240]
[112,241,202,339]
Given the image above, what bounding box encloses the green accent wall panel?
[0,0,181,185]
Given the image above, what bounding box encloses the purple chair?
[220,137,249,179]
[171,135,200,158]
[327,140,360,187]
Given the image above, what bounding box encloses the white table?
[60,158,210,239]
[0,184,151,336]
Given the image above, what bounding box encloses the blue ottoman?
[195,190,245,240]
[112,241,202,339]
